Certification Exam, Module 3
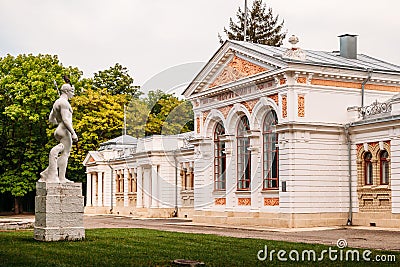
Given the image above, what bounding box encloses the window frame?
[214,121,226,191]
[237,115,251,191]
[364,152,373,185]
[262,110,279,190]
[380,150,389,185]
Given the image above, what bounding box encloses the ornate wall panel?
[298,95,305,117]
[264,197,279,206]
[209,55,267,88]
[238,197,251,206]
[215,198,226,205]
[282,95,287,118]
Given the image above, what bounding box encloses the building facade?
[183,35,400,227]
[83,133,195,218]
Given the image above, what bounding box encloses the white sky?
[1,0,400,95]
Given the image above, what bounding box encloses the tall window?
[263,110,279,189]
[214,122,226,190]
[380,150,389,185]
[128,169,137,193]
[364,152,373,185]
[237,116,251,190]
[181,163,195,190]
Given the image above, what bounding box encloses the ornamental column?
[151,165,159,208]
[98,172,103,207]
[123,168,129,207]
[248,130,261,210]
[136,167,143,208]
[92,172,97,206]
[86,172,92,206]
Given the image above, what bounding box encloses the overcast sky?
[1,0,400,95]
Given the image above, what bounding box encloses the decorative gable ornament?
[282,35,306,61]
[209,55,267,88]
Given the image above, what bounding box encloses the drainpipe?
[172,150,178,217]
[361,69,372,118]
[109,162,114,214]
[344,125,352,226]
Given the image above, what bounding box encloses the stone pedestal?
[34,182,85,241]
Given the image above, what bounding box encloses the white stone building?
[83,133,195,218]
[182,34,400,227]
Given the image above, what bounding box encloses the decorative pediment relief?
[89,156,95,163]
[209,55,267,88]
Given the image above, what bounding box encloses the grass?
[0,228,398,266]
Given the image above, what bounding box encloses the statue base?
[34,182,85,241]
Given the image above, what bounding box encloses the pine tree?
[220,0,286,46]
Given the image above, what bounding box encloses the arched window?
[364,152,373,185]
[237,115,251,190]
[214,122,226,190]
[380,150,389,185]
[263,110,278,189]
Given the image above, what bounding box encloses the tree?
[124,90,194,137]
[69,88,128,182]
[143,89,171,112]
[144,94,194,136]
[219,0,286,46]
[126,98,150,138]
[0,54,83,213]
[93,63,142,97]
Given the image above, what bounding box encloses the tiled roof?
[231,40,400,73]
[100,134,138,146]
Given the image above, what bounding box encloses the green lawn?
[0,229,398,266]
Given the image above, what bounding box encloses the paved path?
[83,215,400,252]
[2,214,400,251]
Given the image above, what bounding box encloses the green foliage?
[144,89,172,113]
[125,90,194,137]
[69,88,128,182]
[146,96,194,135]
[0,54,82,198]
[125,98,150,138]
[220,0,286,46]
[93,63,141,97]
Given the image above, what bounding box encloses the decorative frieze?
[209,55,267,88]
[200,81,275,106]
[238,197,251,206]
[311,79,400,92]
[264,197,279,206]
[297,77,307,84]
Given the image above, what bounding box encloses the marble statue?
[40,80,78,183]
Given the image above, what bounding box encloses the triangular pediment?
[83,151,104,166]
[183,40,287,98]
[209,55,267,88]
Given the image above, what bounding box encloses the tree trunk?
[14,197,23,214]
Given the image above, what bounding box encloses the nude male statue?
[40,82,78,183]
